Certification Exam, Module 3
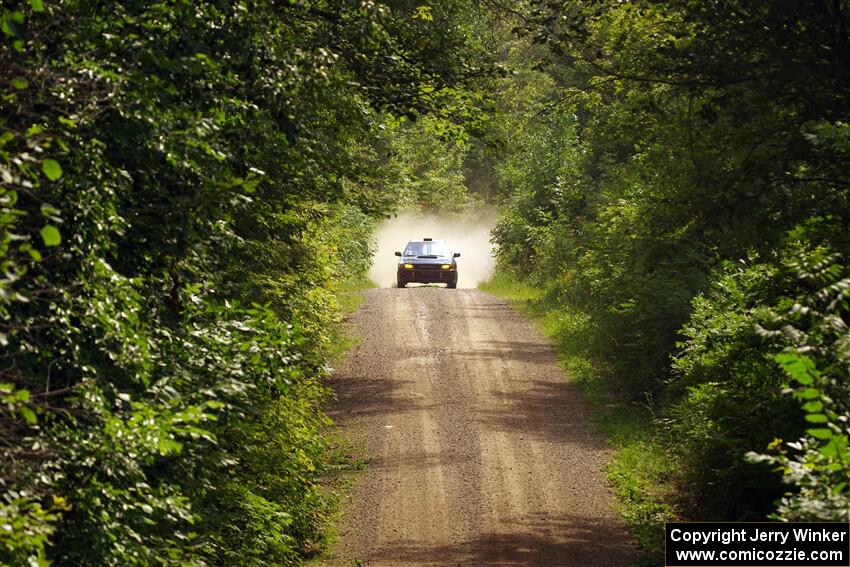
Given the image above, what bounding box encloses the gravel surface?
[324,288,634,566]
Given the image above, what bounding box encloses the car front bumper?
[397,267,457,284]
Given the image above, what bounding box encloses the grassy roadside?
[307,275,376,566]
[325,275,376,363]
[480,270,675,565]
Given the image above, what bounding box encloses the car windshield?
[404,241,451,258]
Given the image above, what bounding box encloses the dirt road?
[326,288,633,566]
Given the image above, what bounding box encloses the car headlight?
[441,264,451,269]
[403,263,414,269]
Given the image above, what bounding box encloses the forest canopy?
[0,0,496,564]
[3,0,850,564]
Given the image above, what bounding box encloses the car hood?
[400,256,454,265]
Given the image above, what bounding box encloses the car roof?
[406,239,447,243]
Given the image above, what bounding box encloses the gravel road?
[325,288,634,566]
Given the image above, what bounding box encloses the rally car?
[395,238,460,288]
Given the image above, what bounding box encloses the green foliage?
[748,246,850,521]
[486,0,850,539]
[0,0,493,563]
[0,493,61,567]
[667,257,800,519]
[383,116,486,213]
[9,0,850,558]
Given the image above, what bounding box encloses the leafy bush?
[748,245,850,521]
[486,0,850,533]
[668,258,802,519]
[0,0,493,563]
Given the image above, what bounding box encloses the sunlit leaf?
[40,224,60,246]
[807,428,833,440]
[42,159,62,180]
[1,11,25,38]
[20,407,37,425]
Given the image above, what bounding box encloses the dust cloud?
[368,211,497,289]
